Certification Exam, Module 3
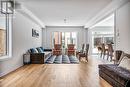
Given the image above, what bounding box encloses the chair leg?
[110,53,113,61]
[79,56,81,61]
[107,52,109,60]
[103,52,105,59]
[86,56,88,62]
[100,51,103,58]
[110,56,112,61]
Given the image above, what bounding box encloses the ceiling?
[18,0,112,26]
[94,14,114,27]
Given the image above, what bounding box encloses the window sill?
[0,55,12,61]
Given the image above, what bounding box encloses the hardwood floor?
[0,55,112,87]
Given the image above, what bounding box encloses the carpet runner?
[45,55,79,64]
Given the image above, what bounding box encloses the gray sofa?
[29,47,52,64]
[99,52,130,87]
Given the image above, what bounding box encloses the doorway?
[52,32,77,49]
[91,14,115,54]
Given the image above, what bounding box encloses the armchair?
[76,44,85,57]
[79,44,89,61]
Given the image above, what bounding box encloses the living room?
[0,0,130,87]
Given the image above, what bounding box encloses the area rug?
[45,55,79,64]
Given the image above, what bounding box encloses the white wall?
[42,26,88,49]
[115,2,130,53]
[0,12,42,77]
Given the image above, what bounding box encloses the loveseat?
[29,47,52,64]
[99,51,130,87]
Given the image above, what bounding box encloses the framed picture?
[32,29,39,38]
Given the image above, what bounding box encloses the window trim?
[0,14,12,61]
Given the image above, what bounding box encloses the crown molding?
[46,26,84,28]
[84,0,130,28]
[15,3,45,28]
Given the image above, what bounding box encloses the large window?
[0,14,6,56]
[0,1,13,59]
[0,11,12,58]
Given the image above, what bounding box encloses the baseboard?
[0,64,23,77]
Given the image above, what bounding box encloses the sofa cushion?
[40,47,44,51]
[44,49,52,51]
[99,64,130,86]
[36,47,44,53]
[30,48,38,53]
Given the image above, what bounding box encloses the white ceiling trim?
[16,4,45,28]
[85,0,130,28]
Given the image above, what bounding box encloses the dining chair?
[53,44,62,55]
[97,45,102,55]
[76,44,85,57]
[107,43,114,61]
[67,44,75,56]
[79,44,89,62]
[100,43,108,59]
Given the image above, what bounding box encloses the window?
[0,14,6,57]
[0,1,13,59]
[0,12,12,58]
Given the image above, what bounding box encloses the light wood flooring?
[0,55,112,87]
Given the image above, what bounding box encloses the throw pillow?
[30,48,38,53]
[34,48,39,53]
[119,56,130,71]
[40,47,44,51]
[37,48,44,53]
